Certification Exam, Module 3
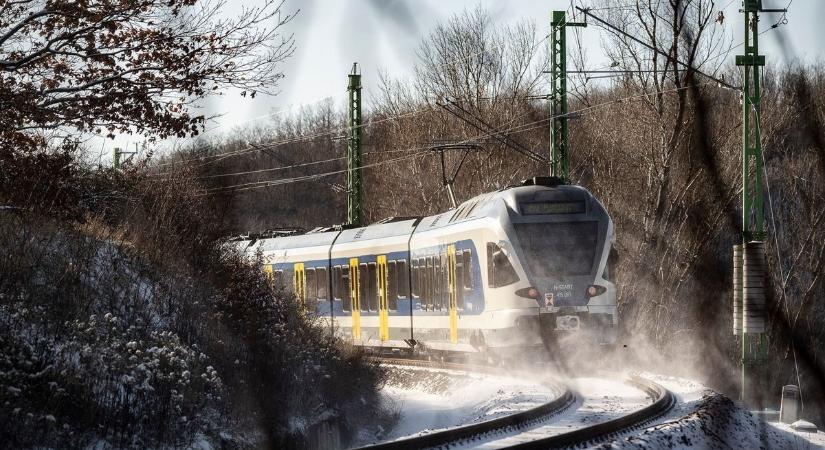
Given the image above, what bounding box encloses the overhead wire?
[198,151,429,195]
[193,147,427,180]
[151,106,432,171]
[157,2,568,174]
[154,25,560,173]
[169,4,719,196]
[196,80,717,196]
[203,91,348,135]
[575,5,739,91]
[701,5,790,68]
[156,33,556,172]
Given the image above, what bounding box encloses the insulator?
[742,241,767,333]
[733,244,743,335]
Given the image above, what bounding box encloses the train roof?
[233,179,599,251]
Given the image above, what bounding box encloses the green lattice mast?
[347,63,363,226]
[550,11,586,181]
[736,0,786,406]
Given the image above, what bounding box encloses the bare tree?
[0,0,296,152]
[371,6,551,218]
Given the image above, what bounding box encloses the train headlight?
[516,287,540,299]
[586,285,607,298]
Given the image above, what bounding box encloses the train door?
[294,262,306,309]
[377,255,389,341]
[349,258,361,340]
[447,245,458,343]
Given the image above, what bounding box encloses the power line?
[198,151,429,195]
[438,99,548,164]
[155,15,560,171]
[200,91,348,136]
[154,86,555,173]
[575,6,740,91]
[193,147,425,180]
[152,107,433,170]
[199,114,558,195]
[701,8,790,67]
[195,81,716,196]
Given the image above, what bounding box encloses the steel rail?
[504,374,676,449]
[352,357,576,450]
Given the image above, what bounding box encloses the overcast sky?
[96,0,823,159]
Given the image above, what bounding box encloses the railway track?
[354,358,676,450]
[504,374,676,449]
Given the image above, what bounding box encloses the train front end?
[502,179,617,347]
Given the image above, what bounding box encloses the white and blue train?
[234,178,617,355]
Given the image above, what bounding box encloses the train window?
[332,266,342,298]
[462,250,473,289]
[397,259,409,297]
[411,259,420,298]
[434,256,442,310]
[387,261,398,310]
[359,263,369,312]
[442,253,449,310]
[425,257,434,310]
[274,270,285,288]
[341,266,351,312]
[487,242,519,288]
[513,222,598,276]
[316,267,327,299]
[417,259,425,308]
[367,262,378,311]
[455,253,465,310]
[306,268,317,305]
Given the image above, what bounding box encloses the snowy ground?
[356,366,825,449]
[355,365,658,449]
[771,422,825,449]
[353,365,563,446]
[589,372,825,449]
[466,376,652,449]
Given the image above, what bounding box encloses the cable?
[701,7,790,67]
[198,151,428,195]
[198,115,555,195]
[152,106,433,170]
[156,13,559,171]
[576,6,739,91]
[154,82,553,174]
[195,80,715,196]
[193,147,425,180]
[202,81,717,193]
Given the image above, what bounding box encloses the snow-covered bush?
[0,164,386,448]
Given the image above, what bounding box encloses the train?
[233,177,617,357]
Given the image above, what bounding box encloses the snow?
[354,365,561,446]
[588,372,825,450]
[468,376,653,449]
[772,421,825,449]
[358,368,825,450]
[358,366,669,449]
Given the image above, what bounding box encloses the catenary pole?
[736,0,786,407]
[347,63,364,226]
[550,11,586,181]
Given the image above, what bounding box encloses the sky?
[94,0,824,161]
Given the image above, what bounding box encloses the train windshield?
[513,221,598,277]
